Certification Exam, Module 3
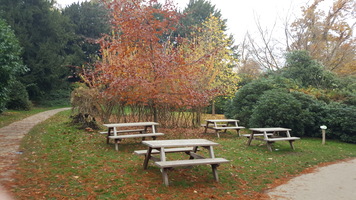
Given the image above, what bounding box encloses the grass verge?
[9,110,356,199]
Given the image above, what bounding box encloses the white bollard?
[320,125,327,145]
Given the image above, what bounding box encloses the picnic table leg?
[189,146,199,159]
[216,130,220,138]
[204,122,209,134]
[162,168,169,186]
[143,147,152,169]
[211,164,219,182]
[236,129,241,137]
[247,132,254,146]
[114,139,121,151]
[106,127,113,144]
[289,140,295,150]
[266,141,273,152]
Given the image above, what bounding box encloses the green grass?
[10,110,356,199]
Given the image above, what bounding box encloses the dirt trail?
[0,108,71,199]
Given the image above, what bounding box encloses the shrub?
[323,103,356,143]
[290,91,327,137]
[6,81,31,110]
[249,89,306,136]
[225,77,296,126]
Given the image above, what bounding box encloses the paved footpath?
[0,108,71,200]
[267,158,356,200]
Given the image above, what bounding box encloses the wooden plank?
[213,126,245,130]
[134,147,194,155]
[264,137,300,142]
[142,139,219,148]
[109,133,164,139]
[189,152,205,159]
[103,122,159,128]
[241,133,273,137]
[155,158,229,168]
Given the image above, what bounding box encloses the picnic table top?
[103,122,159,127]
[206,119,239,123]
[249,127,291,132]
[142,139,219,148]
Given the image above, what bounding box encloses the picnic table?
[134,139,229,186]
[247,127,300,151]
[203,119,245,138]
[103,122,164,151]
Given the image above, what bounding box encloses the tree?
[0,18,28,113]
[288,0,356,75]
[79,0,238,126]
[282,50,336,88]
[177,0,227,38]
[0,0,74,102]
[62,1,109,66]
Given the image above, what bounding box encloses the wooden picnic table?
[203,119,245,138]
[103,122,164,151]
[247,127,300,151]
[135,139,229,186]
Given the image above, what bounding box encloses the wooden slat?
[241,133,273,137]
[264,137,300,142]
[214,126,245,130]
[109,133,164,139]
[189,152,205,159]
[134,147,194,155]
[155,158,229,168]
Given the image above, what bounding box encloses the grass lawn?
[9,110,356,199]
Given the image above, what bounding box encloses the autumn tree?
[78,0,238,126]
[288,0,355,75]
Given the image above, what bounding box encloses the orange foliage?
[85,0,217,110]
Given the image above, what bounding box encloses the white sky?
[56,0,335,44]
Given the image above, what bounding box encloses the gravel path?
[0,108,71,199]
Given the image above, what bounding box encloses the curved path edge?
[267,157,356,200]
[0,107,71,199]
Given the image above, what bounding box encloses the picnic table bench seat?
[134,147,194,155]
[264,137,300,151]
[155,158,229,168]
[100,129,146,134]
[109,133,164,140]
[264,137,300,142]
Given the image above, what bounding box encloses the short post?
[320,125,327,145]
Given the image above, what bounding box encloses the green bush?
[249,89,306,136]
[225,77,296,126]
[290,91,327,137]
[323,103,356,143]
[6,81,31,110]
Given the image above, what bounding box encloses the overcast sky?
[56,0,335,44]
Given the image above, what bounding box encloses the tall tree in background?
[0,0,73,102]
[177,0,227,38]
[288,0,355,75]
[62,1,109,67]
